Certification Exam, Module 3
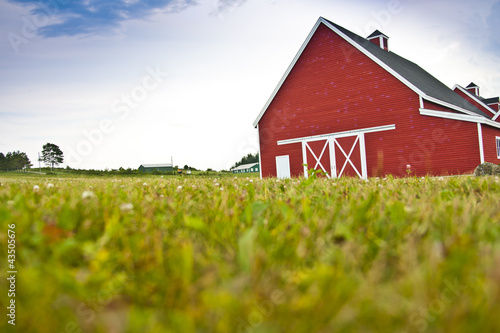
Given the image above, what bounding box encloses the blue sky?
[1,0,499,170]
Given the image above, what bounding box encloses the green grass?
[1,174,500,332]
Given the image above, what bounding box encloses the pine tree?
[41,143,64,171]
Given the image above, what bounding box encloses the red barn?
[254,17,500,179]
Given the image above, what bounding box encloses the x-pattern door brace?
[284,125,396,179]
[305,140,330,178]
[333,135,362,178]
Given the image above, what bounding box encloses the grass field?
[1,172,500,332]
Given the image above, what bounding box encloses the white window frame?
[496,137,500,159]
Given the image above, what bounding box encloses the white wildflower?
[120,203,134,212]
[81,191,95,199]
[33,185,40,191]
[177,185,183,191]
[143,183,148,186]
[47,183,54,188]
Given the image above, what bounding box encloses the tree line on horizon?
[0,143,64,172]
[231,153,259,170]
[0,151,32,171]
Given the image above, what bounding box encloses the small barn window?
[497,137,500,158]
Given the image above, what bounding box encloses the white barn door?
[330,134,367,179]
[277,125,396,180]
[301,134,367,179]
[276,155,291,179]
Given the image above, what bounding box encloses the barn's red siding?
[422,100,463,114]
[482,125,500,164]
[258,22,495,178]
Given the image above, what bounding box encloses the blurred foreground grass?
[1,174,500,332]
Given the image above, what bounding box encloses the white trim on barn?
[419,108,500,129]
[419,109,483,123]
[422,96,486,118]
[257,124,263,179]
[277,124,396,145]
[478,123,485,164]
[493,110,500,121]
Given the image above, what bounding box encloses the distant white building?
[231,163,260,174]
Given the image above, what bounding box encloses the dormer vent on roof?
[466,82,479,96]
[484,97,500,112]
[367,30,389,51]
